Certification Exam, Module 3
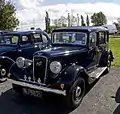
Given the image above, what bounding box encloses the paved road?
[0,67,120,114]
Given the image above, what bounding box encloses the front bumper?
[8,79,66,96]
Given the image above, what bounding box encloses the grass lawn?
[109,38,120,66]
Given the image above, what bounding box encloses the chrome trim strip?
[33,56,35,82]
[8,79,66,96]
[33,55,48,83]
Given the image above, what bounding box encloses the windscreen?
[52,32,87,46]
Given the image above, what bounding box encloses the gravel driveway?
[0,67,120,114]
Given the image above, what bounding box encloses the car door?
[32,33,50,53]
[17,34,35,59]
[17,33,49,59]
[87,32,101,69]
[97,31,108,64]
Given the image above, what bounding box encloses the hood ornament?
[24,75,27,81]
[28,76,31,82]
[37,78,41,83]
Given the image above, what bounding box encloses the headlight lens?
[50,61,62,74]
[16,57,25,68]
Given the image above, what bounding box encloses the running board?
[88,67,107,84]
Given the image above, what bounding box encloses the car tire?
[0,64,9,80]
[105,54,111,73]
[65,77,85,109]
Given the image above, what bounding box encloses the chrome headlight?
[50,61,62,74]
[16,57,25,68]
[16,57,32,68]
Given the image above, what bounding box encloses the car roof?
[2,30,47,36]
[52,26,108,32]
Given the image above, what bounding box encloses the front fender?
[0,56,15,68]
[10,63,29,80]
[57,65,89,88]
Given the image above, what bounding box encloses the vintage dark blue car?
[0,30,50,80]
[8,26,114,109]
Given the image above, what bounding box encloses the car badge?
[24,75,27,81]
[36,61,42,66]
[37,78,41,83]
[28,77,31,81]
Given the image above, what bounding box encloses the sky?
[12,0,120,30]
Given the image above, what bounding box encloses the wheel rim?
[107,55,111,71]
[73,84,83,103]
[75,86,81,101]
[0,68,6,77]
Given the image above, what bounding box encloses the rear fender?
[99,49,114,66]
[108,49,114,61]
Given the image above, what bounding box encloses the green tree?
[86,15,90,26]
[36,28,41,30]
[68,13,70,27]
[53,16,67,28]
[91,12,107,26]
[77,14,80,26]
[58,16,67,27]
[45,11,50,33]
[49,25,61,32]
[54,19,58,27]
[0,0,19,30]
[113,19,120,31]
[81,15,86,26]
[71,15,77,26]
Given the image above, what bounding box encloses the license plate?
[23,88,42,98]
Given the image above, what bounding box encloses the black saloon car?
[8,26,114,108]
[0,30,50,80]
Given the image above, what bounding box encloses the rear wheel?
[105,55,111,73]
[65,78,85,109]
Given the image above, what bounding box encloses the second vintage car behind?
[0,30,50,80]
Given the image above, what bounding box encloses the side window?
[11,36,18,44]
[105,32,109,42]
[33,34,42,43]
[21,35,31,45]
[99,32,105,44]
[89,32,96,47]
[5,38,11,44]
[42,34,48,43]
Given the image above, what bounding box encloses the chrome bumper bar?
[8,79,66,96]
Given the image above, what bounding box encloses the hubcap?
[0,68,6,77]
[75,86,81,98]
[108,55,111,68]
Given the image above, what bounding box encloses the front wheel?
[65,78,85,109]
[0,64,8,82]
